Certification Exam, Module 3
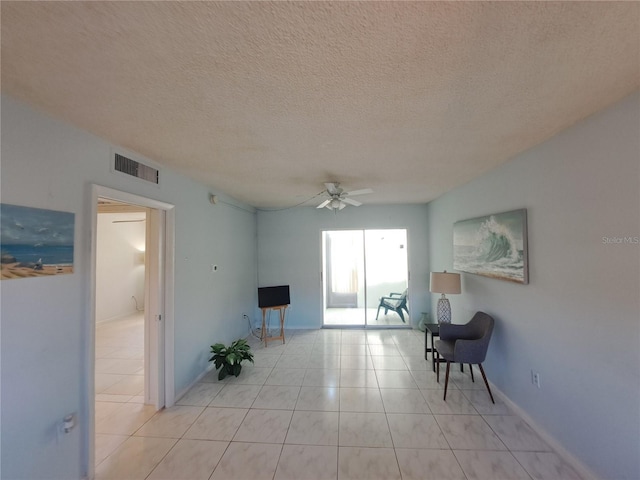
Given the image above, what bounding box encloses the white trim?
[96,185,173,211]
[173,331,258,405]
[490,381,600,480]
[86,188,99,479]
[174,363,217,405]
[85,185,175,479]
[320,227,411,329]
[163,207,176,407]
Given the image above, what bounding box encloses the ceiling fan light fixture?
[317,182,373,212]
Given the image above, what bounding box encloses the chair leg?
[436,351,440,383]
[478,364,495,404]
[469,364,474,382]
[398,309,405,323]
[375,305,382,320]
[443,361,451,401]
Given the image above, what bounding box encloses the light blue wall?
[256,205,430,329]
[426,92,640,480]
[0,95,257,479]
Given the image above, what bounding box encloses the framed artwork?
[1,203,75,280]
[453,209,528,284]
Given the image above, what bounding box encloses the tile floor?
[95,313,145,403]
[95,325,583,480]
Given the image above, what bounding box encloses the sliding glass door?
[322,229,409,328]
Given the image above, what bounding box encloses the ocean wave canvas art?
[453,209,528,284]
[1,203,75,280]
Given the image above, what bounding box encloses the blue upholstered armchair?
[435,311,495,403]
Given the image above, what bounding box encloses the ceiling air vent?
[113,152,159,185]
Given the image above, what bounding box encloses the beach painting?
[1,203,75,280]
[453,209,528,284]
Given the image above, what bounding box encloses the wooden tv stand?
[260,305,288,347]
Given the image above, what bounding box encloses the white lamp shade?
[430,271,461,294]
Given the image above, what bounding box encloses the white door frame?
[85,185,175,479]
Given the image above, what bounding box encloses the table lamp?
[430,271,461,324]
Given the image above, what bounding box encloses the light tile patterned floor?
[95,324,583,480]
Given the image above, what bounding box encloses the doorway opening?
[322,229,409,328]
[87,185,175,478]
[94,198,153,469]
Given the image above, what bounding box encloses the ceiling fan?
[316,182,373,211]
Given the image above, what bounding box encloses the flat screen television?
[258,285,290,308]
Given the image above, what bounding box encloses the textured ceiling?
[2,2,639,208]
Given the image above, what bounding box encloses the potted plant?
[209,338,254,380]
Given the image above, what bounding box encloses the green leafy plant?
[209,339,254,380]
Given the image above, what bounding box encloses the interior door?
[145,207,165,409]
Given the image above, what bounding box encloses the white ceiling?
[2,2,638,208]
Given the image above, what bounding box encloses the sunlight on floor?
[323,307,409,327]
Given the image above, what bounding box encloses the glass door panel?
[322,230,365,326]
[364,229,409,326]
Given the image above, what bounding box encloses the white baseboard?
[490,381,600,480]
[174,333,255,404]
[173,362,216,404]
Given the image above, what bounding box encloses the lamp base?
[437,296,451,324]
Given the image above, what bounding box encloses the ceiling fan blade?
[324,182,342,195]
[317,199,331,209]
[342,197,362,207]
[345,188,373,196]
